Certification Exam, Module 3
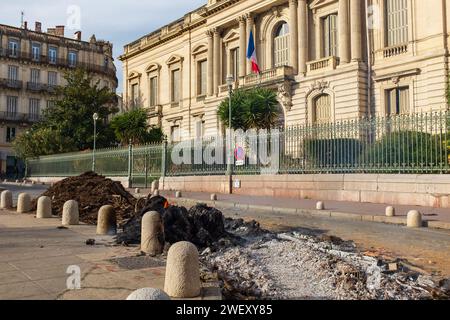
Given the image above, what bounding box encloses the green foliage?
[13,69,118,159]
[110,108,165,145]
[304,138,361,166]
[365,131,446,167]
[218,88,281,130]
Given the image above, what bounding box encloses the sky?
[0,0,206,93]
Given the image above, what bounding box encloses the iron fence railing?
[26,111,450,187]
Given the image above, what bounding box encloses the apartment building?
[119,0,450,142]
[0,22,117,177]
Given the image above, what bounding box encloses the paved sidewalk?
[134,190,450,228]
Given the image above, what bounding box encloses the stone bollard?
[0,190,13,209]
[62,200,79,225]
[96,205,117,235]
[126,288,170,300]
[141,211,164,256]
[135,188,140,194]
[151,180,159,193]
[36,196,52,219]
[164,241,201,298]
[175,191,182,198]
[32,181,36,185]
[153,189,160,197]
[316,201,325,210]
[17,193,32,213]
[210,194,217,201]
[385,206,396,217]
[407,210,422,228]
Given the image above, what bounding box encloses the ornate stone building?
[0,22,117,176]
[119,0,450,142]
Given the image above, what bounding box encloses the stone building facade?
[0,22,117,176]
[119,0,450,142]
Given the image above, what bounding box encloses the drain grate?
[109,256,165,270]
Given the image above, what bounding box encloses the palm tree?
[217,89,250,130]
[244,88,280,130]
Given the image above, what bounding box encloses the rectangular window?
[131,84,139,107]
[8,39,19,57]
[6,96,18,118]
[171,69,181,103]
[6,127,16,143]
[149,77,158,107]
[8,66,18,81]
[386,0,409,46]
[29,99,40,120]
[198,60,207,96]
[48,71,57,86]
[387,87,410,115]
[323,14,338,57]
[230,48,240,79]
[30,69,40,84]
[47,100,56,109]
[48,47,58,64]
[68,51,77,67]
[171,125,180,143]
[195,119,205,138]
[32,43,41,61]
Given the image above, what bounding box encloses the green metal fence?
[27,111,450,185]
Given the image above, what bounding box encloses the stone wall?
[160,174,450,208]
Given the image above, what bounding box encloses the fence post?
[161,140,167,178]
[128,140,133,188]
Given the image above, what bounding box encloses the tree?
[218,87,281,131]
[110,108,165,145]
[12,69,118,159]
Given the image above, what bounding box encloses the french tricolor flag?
[246,30,260,74]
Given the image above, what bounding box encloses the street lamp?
[226,74,234,189]
[92,113,99,172]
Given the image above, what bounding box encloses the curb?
[167,197,450,231]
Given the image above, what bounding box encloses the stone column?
[206,30,214,96]
[246,13,254,75]
[289,0,299,73]
[213,28,221,96]
[350,0,362,61]
[238,16,247,79]
[339,0,350,64]
[298,0,308,74]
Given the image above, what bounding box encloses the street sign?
[235,146,245,166]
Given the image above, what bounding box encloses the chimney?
[74,31,82,41]
[35,22,42,33]
[55,25,65,37]
[47,28,56,36]
[23,21,28,30]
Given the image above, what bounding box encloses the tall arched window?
[385,0,409,46]
[274,22,290,67]
[313,94,332,124]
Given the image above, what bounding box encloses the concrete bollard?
[31,181,36,185]
[151,180,159,193]
[210,194,217,201]
[62,200,79,225]
[126,288,170,300]
[0,190,13,209]
[96,205,117,235]
[175,191,182,198]
[407,210,422,228]
[385,206,396,217]
[164,241,201,298]
[17,193,32,213]
[36,196,52,219]
[316,201,325,210]
[135,188,140,194]
[153,189,160,197]
[141,211,164,256]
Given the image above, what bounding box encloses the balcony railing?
[0,78,23,90]
[26,82,59,93]
[243,65,294,86]
[0,48,116,78]
[383,44,408,58]
[0,111,42,123]
[307,56,340,73]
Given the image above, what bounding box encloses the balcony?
[26,82,59,94]
[243,65,294,86]
[0,111,42,123]
[0,78,23,90]
[306,56,340,73]
[382,44,408,58]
